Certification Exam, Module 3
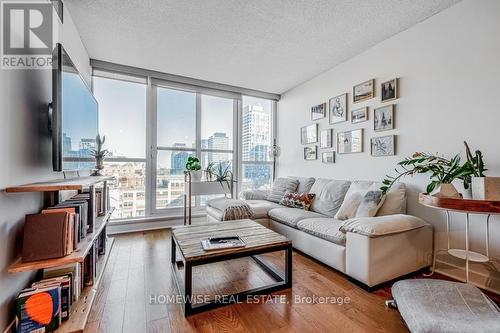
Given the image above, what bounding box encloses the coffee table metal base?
[170,235,293,316]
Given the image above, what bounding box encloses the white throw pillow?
[334,181,375,220]
[376,182,407,216]
[334,192,364,220]
[355,191,386,218]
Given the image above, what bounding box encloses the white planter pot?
[190,170,203,182]
[431,183,462,198]
[472,176,500,200]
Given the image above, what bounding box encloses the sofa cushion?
[268,207,324,228]
[288,177,316,193]
[297,218,346,245]
[355,190,386,217]
[377,182,407,216]
[335,181,378,220]
[267,178,299,203]
[245,200,281,219]
[339,214,429,237]
[279,191,315,210]
[309,179,351,217]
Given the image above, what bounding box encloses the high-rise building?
[170,143,191,175]
[241,105,272,189]
[241,105,271,162]
[208,132,229,164]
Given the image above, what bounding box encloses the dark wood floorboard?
[85,229,409,333]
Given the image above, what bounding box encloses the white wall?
[277,0,500,290]
[0,4,90,331]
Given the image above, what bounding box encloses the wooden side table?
[419,193,500,283]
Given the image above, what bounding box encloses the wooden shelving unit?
[7,176,115,333]
[5,175,114,193]
[9,208,114,273]
[55,237,114,333]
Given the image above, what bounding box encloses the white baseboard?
[107,215,207,234]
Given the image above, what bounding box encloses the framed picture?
[322,152,335,164]
[337,129,363,154]
[311,103,326,120]
[320,129,333,148]
[300,124,318,144]
[351,107,368,124]
[381,78,398,102]
[374,105,395,132]
[329,93,347,124]
[353,79,374,103]
[304,146,317,160]
[371,135,396,157]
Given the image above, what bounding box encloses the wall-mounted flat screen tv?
[52,43,98,171]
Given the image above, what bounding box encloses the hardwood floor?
[85,229,408,333]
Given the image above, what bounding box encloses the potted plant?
[381,152,471,198]
[185,156,202,181]
[464,141,499,200]
[90,134,109,176]
[210,162,233,192]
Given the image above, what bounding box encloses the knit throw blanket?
[207,198,254,221]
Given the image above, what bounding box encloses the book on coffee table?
[201,235,245,251]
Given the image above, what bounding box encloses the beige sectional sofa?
[206,177,433,289]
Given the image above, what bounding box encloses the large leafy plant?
[381,152,471,194]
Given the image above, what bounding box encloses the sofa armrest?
[340,214,430,237]
[239,189,270,200]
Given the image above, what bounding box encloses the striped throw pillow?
[267,178,299,203]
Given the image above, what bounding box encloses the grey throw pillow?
[267,178,299,203]
[355,191,386,217]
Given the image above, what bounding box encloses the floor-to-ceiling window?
[240,96,275,192]
[93,68,276,222]
[93,73,148,219]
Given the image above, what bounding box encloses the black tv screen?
[52,43,98,171]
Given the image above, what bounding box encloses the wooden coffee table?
[171,219,292,316]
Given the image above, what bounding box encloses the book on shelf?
[83,243,97,287]
[32,275,72,321]
[201,235,246,251]
[16,285,61,333]
[43,263,82,302]
[42,208,78,252]
[22,212,72,262]
[50,200,88,239]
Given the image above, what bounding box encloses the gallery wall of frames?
[300,78,398,163]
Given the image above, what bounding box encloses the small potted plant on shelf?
[185,156,203,181]
[464,141,500,200]
[90,134,109,176]
[381,152,472,198]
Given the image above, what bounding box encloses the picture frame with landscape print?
[337,129,363,154]
[322,152,335,164]
[320,129,333,148]
[329,93,347,124]
[300,124,318,144]
[371,135,396,157]
[311,103,326,120]
[351,107,368,124]
[374,105,394,132]
[304,146,317,160]
[353,79,374,103]
[381,78,398,102]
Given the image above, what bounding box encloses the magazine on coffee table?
[201,235,246,251]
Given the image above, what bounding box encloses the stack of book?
[16,285,62,333]
[22,212,77,262]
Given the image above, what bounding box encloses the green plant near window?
[381,152,472,194]
[204,162,215,181]
[185,156,201,171]
[90,134,109,176]
[463,141,486,180]
[210,162,233,190]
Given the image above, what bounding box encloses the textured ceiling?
[66,0,460,94]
